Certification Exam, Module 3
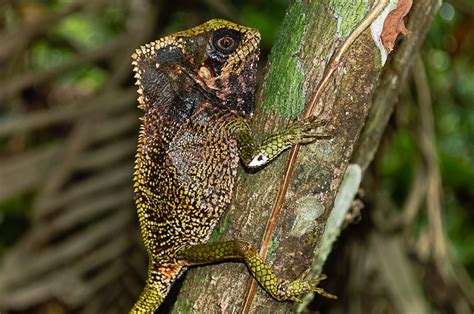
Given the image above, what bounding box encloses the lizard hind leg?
[176,240,336,303]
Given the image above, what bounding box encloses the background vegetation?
[0,0,472,313]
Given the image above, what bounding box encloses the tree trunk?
[173,1,440,313]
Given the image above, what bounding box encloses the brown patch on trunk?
[381,0,413,52]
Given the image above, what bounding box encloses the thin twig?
[75,139,135,171]
[0,88,135,136]
[33,120,93,221]
[401,161,427,228]
[0,210,130,288]
[35,166,132,220]
[241,1,390,312]
[0,144,60,201]
[412,55,448,268]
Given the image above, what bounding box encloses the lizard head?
[132,19,260,118]
[194,19,260,76]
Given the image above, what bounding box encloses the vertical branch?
[241,1,390,311]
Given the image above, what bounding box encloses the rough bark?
[173,0,440,313]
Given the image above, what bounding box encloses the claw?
[287,116,334,145]
[309,273,327,284]
[279,273,336,302]
[313,287,337,299]
[308,274,336,299]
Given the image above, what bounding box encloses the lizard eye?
[217,36,235,51]
[213,29,241,55]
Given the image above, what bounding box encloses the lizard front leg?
[176,240,336,302]
[230,116,332,168]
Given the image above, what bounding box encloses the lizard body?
[130,19,334,313]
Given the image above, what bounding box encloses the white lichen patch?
[370,0,399,66]
[290,196,325,237]
[320,164,362,255]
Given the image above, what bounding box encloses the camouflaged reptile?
[130,19,334,313]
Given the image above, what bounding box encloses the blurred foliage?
[0,0,133,252]
[0,193,32,253]
[427,2,474,275]
[376,1,474,276]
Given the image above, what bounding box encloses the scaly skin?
[130,19,335,313]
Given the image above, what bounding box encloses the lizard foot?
[286,115,334,145]
[276,274,337,303]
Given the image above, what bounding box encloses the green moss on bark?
[262,2,306,117]
[329,0,369,38]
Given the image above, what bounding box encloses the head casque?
[132,19,261,117]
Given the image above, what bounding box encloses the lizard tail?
[130,261,184,313]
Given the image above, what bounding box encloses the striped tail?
[130,261,184,313]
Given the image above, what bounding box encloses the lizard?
[130,19,336,313]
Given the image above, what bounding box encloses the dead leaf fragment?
[381,0,413,52]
